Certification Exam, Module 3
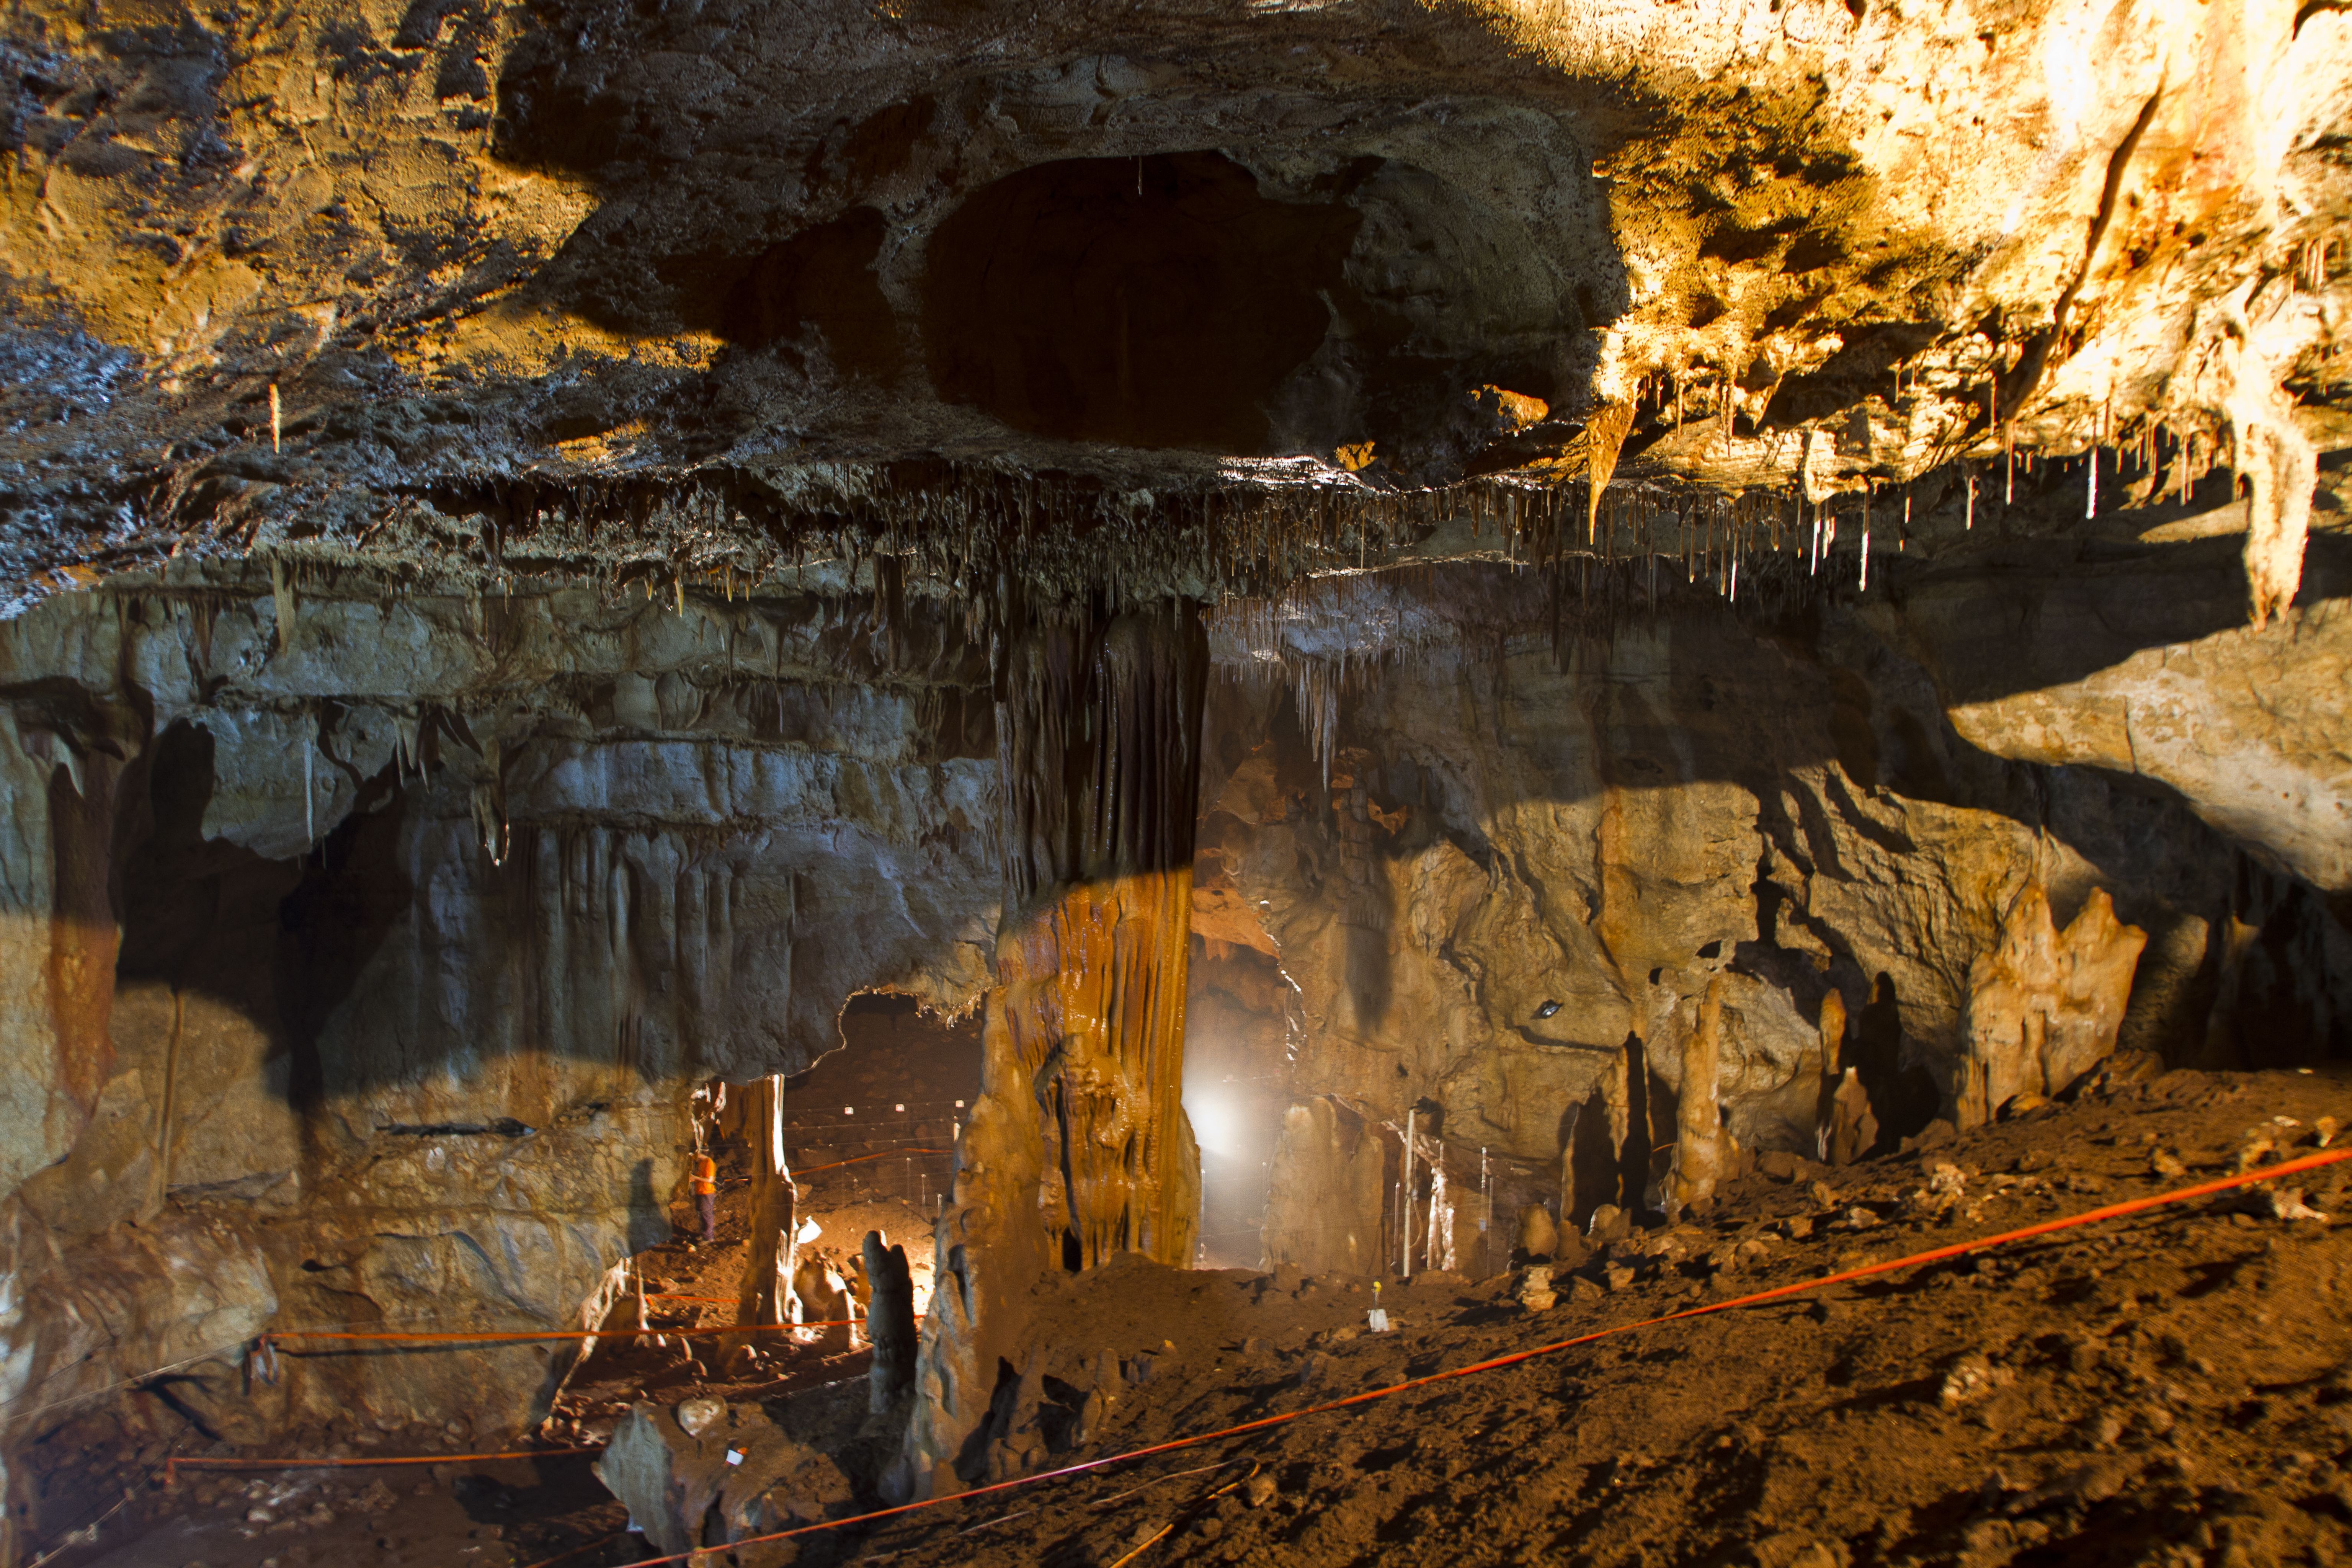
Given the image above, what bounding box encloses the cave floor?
[45,1064,2352,1568]
[857,1065,2352,1568]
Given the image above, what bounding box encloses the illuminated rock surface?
[1,0,2348,1558]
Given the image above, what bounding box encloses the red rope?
[265,1321,859,1348]
[794,1148,952,1174]
[587,1145,2352,1568]
[167,1446,601,1485]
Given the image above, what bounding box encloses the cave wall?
[1206,554,2350,1269]
[0,508,2343,1477]
[0,566,1001,1449]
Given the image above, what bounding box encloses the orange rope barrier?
[586,1145,2352,1568]
[167,1446,602,1485]
[795,1148,951,1174]
[264,1321,860,1348]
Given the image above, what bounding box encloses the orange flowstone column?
[994,865,1199,1268]
[894,602,1205,1500]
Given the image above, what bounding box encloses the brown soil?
[856,1065,2352,1567]
[45,1063,2352,1568]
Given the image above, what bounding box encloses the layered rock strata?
[0,565,999,1474]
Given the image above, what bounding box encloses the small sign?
[1367,1309,1390,1333]
[725,1448,745,1467]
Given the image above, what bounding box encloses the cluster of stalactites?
[995,601,1209,915]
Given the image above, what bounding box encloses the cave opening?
[921,151,1361,452]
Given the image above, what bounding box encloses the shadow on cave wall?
[112,719,415,1148]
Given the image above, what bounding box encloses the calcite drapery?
[983,603,1208,1269]
[992,868,1199,1267]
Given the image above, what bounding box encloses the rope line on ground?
[793,1148,951,1175]
[583,1144,2352,1568]
[166,1446,604,1485]
[263,1320,862,1348]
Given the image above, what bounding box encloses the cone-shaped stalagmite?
[1815,989,1856,1163]
[1669,976,1728,1215]
[864,1230,917,1414]
[896,601,1209,1500]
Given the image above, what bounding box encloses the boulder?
[594,1400,853,1562]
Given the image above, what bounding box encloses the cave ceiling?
[0,0,2347,620]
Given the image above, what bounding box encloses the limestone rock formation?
[0,574,998,1444]
[1953,886,2149,1128]
[900,604,1207,1499]
[595,1400,852,1559]
[1192,559,2343,1265]
[1514,1205,1560,1264]
[0,0,2348,1542]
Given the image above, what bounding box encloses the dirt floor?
[34,1062,2352,1568]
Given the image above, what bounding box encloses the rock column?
[733,1074,797,1336]
[895,601,1207,1499]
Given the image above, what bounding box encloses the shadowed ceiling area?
[922,151,1362,452]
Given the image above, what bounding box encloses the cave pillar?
[733,1075,797,1334]
[894,602,1207,1499]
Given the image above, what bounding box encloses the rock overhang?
[0,0,2343,624]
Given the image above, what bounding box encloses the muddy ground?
[34,1063,2352,1568]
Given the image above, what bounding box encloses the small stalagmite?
[1815,988,1850,1162]
[1515,1203,1560,1262]
[793,1253,853,1353]
[1826,1069,1878,1168]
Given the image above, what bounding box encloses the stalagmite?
[1953,887,2147,1128]
[734,1075,799,1338]
[1826,1070,1877,1167]
[863,1230,918,1413]
[792,1253,853,1352]
[1815,990,1849,1163]
[1514,1204,1559,1262]
[1669,976,1727,1215]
